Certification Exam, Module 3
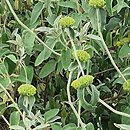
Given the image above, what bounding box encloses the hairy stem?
[67,71,86,129]
[67,29,84,76]
[99,99,130,118]
[1,115,10,127]
[96,9,127,83]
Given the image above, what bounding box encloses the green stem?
[67,29,85,76]
[67,71,86,129]
[96,9,127,83]
[99,99,130,118]
[5,0,61,57]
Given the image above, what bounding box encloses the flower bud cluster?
[114,37,130,48]
[122,79,130,92]
[71,75,94,89]
[89,0,105,8]
[73,50,91,62]
[59,16,75,27]
[18,84,36,96]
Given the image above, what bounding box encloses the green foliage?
[0,0,130,130]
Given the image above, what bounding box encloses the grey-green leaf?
[44,109,59,121]
[119,43,130,59]
[58,1,77,9]
[39,60,57,78]
[61,49,71,70]
[114,123,130,130]
[9,111,20,125]
[35,38,57,66]
[23,31,35,55]
[30,2,44,25]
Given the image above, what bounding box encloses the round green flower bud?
[89,0,105,8]
[79,75,94,87]
[120,38,130,45]
[59,16,75,27]
[122,79,130,92]
[18,84,36,96]
[114,41,121,48]
[71,75,94,89]
[71,80,82,89]
[114,37,130,48]
[73,50,91,62]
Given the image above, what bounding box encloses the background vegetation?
[1,0,130,130]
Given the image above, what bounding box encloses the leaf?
[51,123,62,130]
[86,122,94,130]
[46,14,57,26]
[30,2,44,25]
[106,32,112,47]
[90,85,100,106]
[88,7,97,30]
[35,38,57,66]
[68,62,78,71]
[0,3,4,15]
[98,9,107,31]
[9,111,20,125]
[0,77,10,90]
[61,49,71,70]
[0,103,6,116]
[70,13,82,28]
[77,88,95,111]
[119,43,130,59]
[28,96,35,112]
[22,30,35,55]
[9,125,25,130]
[113,0,129,13]
[39,60,57,78]
[16,66,34,83]
[61,123,77,130]
[81,0,90,13]
[114,123,130,130]
[6,54,17,63]
[0,48,10,58]
[113,67,130,85]
[44,109,59,121]
[122,106,130,125]
[58,1,77,9]
[87,34,101,41]
[106,17,120,31]
[105,0,113,16]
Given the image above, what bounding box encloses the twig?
[96,9,127,83]
[67,71,86,129]
[94,68,115,76]
[99,99,130,118]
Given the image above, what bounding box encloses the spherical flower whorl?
[74,50,91,62]
[59,16,75,27]
[71,75,94,89]
[79,75,94,87]
[120,37,130,45]
[18,84,36,96]
[89,0,105,8]
[114,41,121,48]
[122,79,130,92]
[71,80,82,89]
[114,37,130,48]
